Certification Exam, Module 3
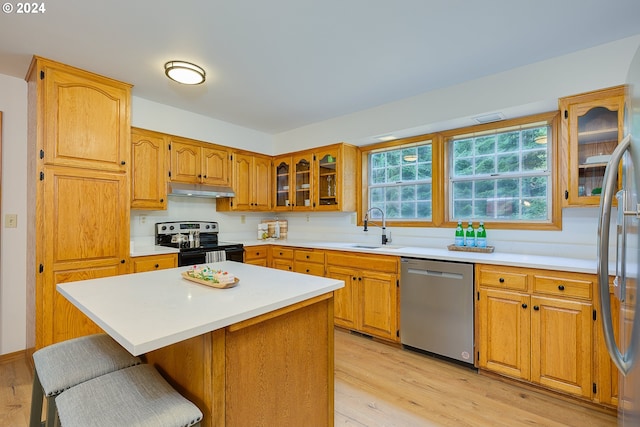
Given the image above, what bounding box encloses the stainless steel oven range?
[155,221,244,266]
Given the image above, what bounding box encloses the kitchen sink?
[350,244,383,249]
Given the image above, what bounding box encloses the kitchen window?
[362,137,438,226]
[360,111,560,230]
[448,124,551,221]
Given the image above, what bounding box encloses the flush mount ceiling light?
[164,61,206,85]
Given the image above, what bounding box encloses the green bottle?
[465,221,476,247]
[476,222,487,248]
[454,221,464,246]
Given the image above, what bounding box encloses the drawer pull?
[558,284,565,291]
[522,303,528,309]
[154,264,159,268]
[499,277,505,283]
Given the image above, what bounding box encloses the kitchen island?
[57,261,343,427]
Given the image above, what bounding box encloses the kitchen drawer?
[532,274,593,300]
[273,259,293,271]
[244,245,268,261]
[294,262,325,276]
[272,246,294,260]
[326,251,398,273]
[132,254,177,273]
[476,265,528,291]
[294,250,325,264]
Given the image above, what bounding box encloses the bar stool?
[30,334,141,427]
[55,363,203,427]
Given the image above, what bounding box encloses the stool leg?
[29,370,44,427]
[45,396,57,427]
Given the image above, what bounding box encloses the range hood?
[168,182,235,198]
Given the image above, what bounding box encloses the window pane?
[368,142,433,221]
[475,136,495,155]
[475,156,495,174]
[522,149,547,171]
[497,153,519,173]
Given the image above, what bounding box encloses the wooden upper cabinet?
[29,56,131,172]
[131,128,167,210]
[559,86,625,206]
[169,136,230,186]
[218,152,271,211]
[274,143,357,212]
[202,146,231,186]
[314,144,357,212]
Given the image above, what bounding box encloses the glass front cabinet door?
[274,156,292,211]
[315,149,339,210]
[293,154,314,210]
[560,86,625,206]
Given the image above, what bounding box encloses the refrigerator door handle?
[598,135,638,375]
[615,189,627,302]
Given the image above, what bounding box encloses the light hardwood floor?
[1,329,618,427]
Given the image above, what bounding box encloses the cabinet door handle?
[154,264,159,268]
[558,284,565,291]
[306,255,310,259]
[499,277,505,283]
[203,175,207,178]
[120,160,126,165]
[533,305,540,311]
[522,303,528,309]
[306,269,310,273]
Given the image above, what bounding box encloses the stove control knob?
[169,225,175,230]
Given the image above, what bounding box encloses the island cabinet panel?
[130,128,167,210]
[476,264,598,403]
[27,56,131,350]
[144,294,335,427]
[326,251,399,342]
[35,57,131,172]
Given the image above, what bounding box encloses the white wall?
[0,73,28,355]
[274,35,640,152]
[131,97,274,154]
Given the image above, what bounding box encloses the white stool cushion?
[33,333,141,396]
[56,364,203,427]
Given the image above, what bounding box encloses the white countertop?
[241,239,603,274]
[57,261,344,356]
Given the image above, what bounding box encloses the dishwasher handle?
[406,267,464,280]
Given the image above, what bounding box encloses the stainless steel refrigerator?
[598,43,640,426]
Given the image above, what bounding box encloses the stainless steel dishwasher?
[400,258,474,366]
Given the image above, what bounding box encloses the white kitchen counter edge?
[242,239,602,274]
[57,261,343,356]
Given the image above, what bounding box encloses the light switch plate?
[5,214,17,228]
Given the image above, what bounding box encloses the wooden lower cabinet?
[271,246,294,271]
[131,254,177,273]
[326,251,399,342]
[476,264,596,402]
[244,245,268,266]
[293,249,325,276]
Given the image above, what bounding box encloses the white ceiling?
[2,0,640,134]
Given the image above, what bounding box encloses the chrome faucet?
[363,207,391,245]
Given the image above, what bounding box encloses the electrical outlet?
[351,213,356,224]
[139,215,147,225]
[241,215,246,224]
[5,214,17,228]
[306,214,310,222]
